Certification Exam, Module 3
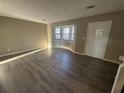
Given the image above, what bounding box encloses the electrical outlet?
[119,56,124,62]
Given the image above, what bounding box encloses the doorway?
[85,21,112,59]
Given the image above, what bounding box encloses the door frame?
[85,20,112,58]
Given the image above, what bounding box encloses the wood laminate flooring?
[0,48,119,93]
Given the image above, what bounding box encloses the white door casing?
[85,21,112,58]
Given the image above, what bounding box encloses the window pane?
[63,35,69,40]
[63,27,69,34]
[55,28,61,34]
[55,27,61,40]
[55,35,61,39]
[63,27,70,40]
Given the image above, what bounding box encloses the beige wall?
[0,16,48,55]
[51,10,124,62]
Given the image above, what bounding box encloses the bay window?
[54,25,75,41]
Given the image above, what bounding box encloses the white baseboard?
[0,47,41,58]
[84,54,120,64]
[52,46,120,64]
[52,46,85,55]
[0,48,47,65]
[101,58,120,64]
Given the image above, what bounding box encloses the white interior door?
[85,21,112,58]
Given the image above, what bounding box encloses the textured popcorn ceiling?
[0,0,124,23]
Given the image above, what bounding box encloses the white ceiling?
[0,0,124,24]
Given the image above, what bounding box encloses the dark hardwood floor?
[0,48,119,93]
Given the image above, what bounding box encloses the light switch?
[119,56,124,62]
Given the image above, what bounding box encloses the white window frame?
[54,25,75,41]
[54,27,61,40]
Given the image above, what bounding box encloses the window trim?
[54,25,75,41]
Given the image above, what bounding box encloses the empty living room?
[0,0,124,93]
